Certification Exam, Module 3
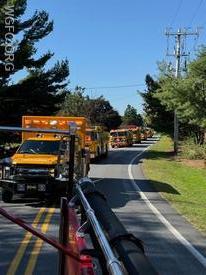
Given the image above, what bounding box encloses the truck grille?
[14,165,51,178]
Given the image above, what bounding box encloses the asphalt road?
[0,138,206,274]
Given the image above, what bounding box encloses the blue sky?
[18,0,206,114]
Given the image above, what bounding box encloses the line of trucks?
[0,116,153,202]
[0,117,157,275]
[110,125,154,148]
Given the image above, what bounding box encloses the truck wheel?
[96,147,100,161]
[2,189,13,203]
[86,163,90,174]
[103,145,108,158]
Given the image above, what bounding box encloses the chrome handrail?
[75,178,124,275]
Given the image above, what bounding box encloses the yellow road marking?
[7,207,46,275]
[24,207,56,275]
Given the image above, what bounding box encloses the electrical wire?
[83,84,145,90]
[169,0,184,27]
[188,0,205,26]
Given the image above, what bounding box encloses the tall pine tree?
[0,0,69,126]
[122,104,143,126]
[140,74,173,134]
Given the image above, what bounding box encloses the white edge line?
[128,143,206,268]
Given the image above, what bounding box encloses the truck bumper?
[0,179,66,197]
[111,142,127,147]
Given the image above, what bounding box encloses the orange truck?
[0,116,90,202]
[146,127,154,138]
[85,126,109,161]
[127,126,142,144]
[140,127,148,141]
[110,129,133,148]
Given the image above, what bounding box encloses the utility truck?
[110,129,133,148]
[140,127,148,141]
[123,125,142,144]
[146,127,154,138]
[0,116,90,202]
[85,126,109,161]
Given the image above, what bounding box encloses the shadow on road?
[0,192,61,208]
[91,177,180,209]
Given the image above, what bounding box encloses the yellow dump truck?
[146,127,154,138]
[110,129,133,148]
[129,127,141,144]
[0,116,90,202]
[85,126,109,161]
[140,127,148,141]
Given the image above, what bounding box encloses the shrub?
[180,139,206,160]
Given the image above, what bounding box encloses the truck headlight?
[49,168,55,177]
[4,166,11,179]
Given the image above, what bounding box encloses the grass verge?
[143,136,206,235]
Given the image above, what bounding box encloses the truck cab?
[0,116,89,202]
[140,127,148,141]
[126,126,141,144]
[110,129,133,148]
[145,127,154,138]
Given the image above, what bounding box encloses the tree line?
[141,48,206,145]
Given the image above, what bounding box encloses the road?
[0,138,206,274]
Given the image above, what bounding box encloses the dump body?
[85,126,109,160]
[0,116,89,202]
[110,129,133,148]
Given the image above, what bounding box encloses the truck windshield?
[86,131,97,141]
[110,132,126,137]
[18,140,60,155]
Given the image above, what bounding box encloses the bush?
[180,139,206,160]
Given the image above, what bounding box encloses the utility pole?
[165,28,199,154]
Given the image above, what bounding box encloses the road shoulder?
[132,148,206,266]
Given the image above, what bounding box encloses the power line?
[169,0,184,27]
[84,84,145,90]
[70,83,145,90]
[188,0,205,26]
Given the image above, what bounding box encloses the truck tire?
[102,145,108,158]
[96,147,100,161]
[2,189,13,203]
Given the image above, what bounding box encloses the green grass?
[143,136,206,235]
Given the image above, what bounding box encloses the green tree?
[0,0,69,126]
[60,89,122,130]
[122,104,143,126]
[59,87,88,117]
[157,48,206,144]
[87,96,122,130]
[140,74,173,133]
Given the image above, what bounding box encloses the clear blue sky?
[19,0,206,114]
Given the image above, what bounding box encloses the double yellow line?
[7,206,55,275]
